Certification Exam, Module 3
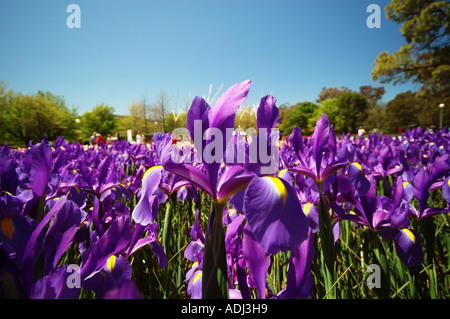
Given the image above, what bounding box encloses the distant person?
[96,133,106,147]
[107,133,112,146]
[358,126,366,137]
[136,131,144,144]
[90,132,97,146]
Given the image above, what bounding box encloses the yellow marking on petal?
[193,272,202,284]
[351,162,363,172]
[331,216,340,224]
[1,218,14,240]
[73,169,77,174]
[402,228,415,244]
[423,154,428,158]
[143,165,163,180]
[440,145,444,150]
[107,255,116,272]
[228,208,236,217]
[395,165,401,169]
[71,185,80,194]
[192,261,198,268]
[403,181,410,188]
[266,176,287,204]
[304,202,312,216]
[278,168,288,177]
[448,179,450,188]
[4,191,13,196]
[349,210,356,215]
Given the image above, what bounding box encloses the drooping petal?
[131,166,163,226]
[347,162,370,196]
[80,215,133,280]
[187,270,203,299]
[242,225,270,299]
[395,228,424,267]
[243,175,309,255]
[43,199,86,274]
[104,255,132,282]
[277,229,315,299]
[442,176,450,203]
[150,240,168,268]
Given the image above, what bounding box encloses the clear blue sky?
[0,0,419,116]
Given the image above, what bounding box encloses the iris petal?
[132,166,163,226]
[243,176,309,255]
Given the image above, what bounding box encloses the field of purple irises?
[1,80,449,299]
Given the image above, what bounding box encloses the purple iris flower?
[163,80,255,206]
[80,214,133,281]
[336,173,424,267]
[411,154,449,219]
[288,114,348,185]
[126,222,168,268]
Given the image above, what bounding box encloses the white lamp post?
[439,103,445,129]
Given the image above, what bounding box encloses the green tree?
[284,101,318,135]
[372,0,450,99]
[336,91,369,133]
[316,86,349,103]
[385,91,424,132]
[0,83,79,147]
[81,104,117,139]
[308,98,345,133]
[359,85,386,132]
[275,103,291,135]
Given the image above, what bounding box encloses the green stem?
[317,182,336,299]
[202,201,228,299]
